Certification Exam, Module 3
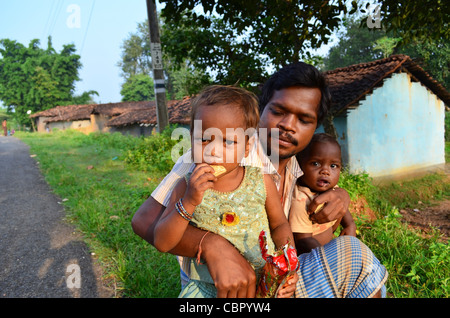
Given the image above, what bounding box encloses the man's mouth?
[273,133,298,147]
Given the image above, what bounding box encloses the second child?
[289,133,356,254]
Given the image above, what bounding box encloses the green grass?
[15,129,450,298]
[16,130,181,297]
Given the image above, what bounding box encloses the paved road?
[0,136,113,298]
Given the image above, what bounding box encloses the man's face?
[259,86,321,161]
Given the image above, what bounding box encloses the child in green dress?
[154,85,298,298]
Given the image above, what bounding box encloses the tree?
[158,0,448,89]
[117,22,152,80]
[396,38,450,90]
[365,0,449,45]
[118,20,211,100]
[0,37,97,125]
[323,17,385,70]
[160,0,349,88]
[120,74,155,101]
[373,36,401,58]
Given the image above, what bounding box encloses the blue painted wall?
[342,72,445,177]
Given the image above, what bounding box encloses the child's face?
[191,104,250,175]
[299,142,342,193]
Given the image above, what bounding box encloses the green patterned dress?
[179,166,276,298]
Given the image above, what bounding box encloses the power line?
[49,0,65,37]
[81,0,96,54]
[42,0,57,40]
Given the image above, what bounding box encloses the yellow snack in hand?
[314,202,325,214]
[211,165,227,177]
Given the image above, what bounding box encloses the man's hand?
[308,187,350,224]
[202,233,257,298]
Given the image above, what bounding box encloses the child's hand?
[276,272,298,298]
[183,163,217,207]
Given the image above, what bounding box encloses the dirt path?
[0,136,114,298]
[399,199,450,241]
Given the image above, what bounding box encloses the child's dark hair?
[259,62,331,126]
[296,133,341,164]
[190,85,260,133]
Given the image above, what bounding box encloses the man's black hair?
[259,62,331,126]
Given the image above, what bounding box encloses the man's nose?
[277,114,296,133]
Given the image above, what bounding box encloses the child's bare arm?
[339,210,357,237]
[293,232,321,254]
[154,164,216,252]
[263,174,294,248]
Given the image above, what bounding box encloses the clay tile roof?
[30,97,192,127]
[324,54,450,115]
[106,97,192,127]
[93,101,153,116]
[31,104,95,123]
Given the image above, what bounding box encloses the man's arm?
[131,197,257,298]
[131,196,164,246]
[307,187,350,224]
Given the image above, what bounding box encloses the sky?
[0,0,156,104]
[0,0,338,107]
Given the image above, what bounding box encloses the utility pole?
[146,0,168,132]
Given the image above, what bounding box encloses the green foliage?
[373,0,449,45]
[338,170,376,201]
[373,36,402,58]
[359,208,449,297]
[372,173,450,210]
[161,0,350,87]
[14,130,450,297]
[397,38,450,90]
[120,74,155,102]
[0,37,96,125]
[323,17,385,70]
[16,129,180,297]
[123,125,184,173]
[117,23,152,79]
[118,20,211,100]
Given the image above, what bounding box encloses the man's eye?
[270,107,282,116]
[225,139,235,146]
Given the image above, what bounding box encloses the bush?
[124,125,185,174]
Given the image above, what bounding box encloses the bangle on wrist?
[175,198,193,221]
[196,231,210,265]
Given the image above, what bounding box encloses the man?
[2,119,7,137]
[132,62,387,298]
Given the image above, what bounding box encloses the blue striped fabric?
[295,235,388,298]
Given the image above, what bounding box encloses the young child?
[289,133,356,254]
[154,85,298,298]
